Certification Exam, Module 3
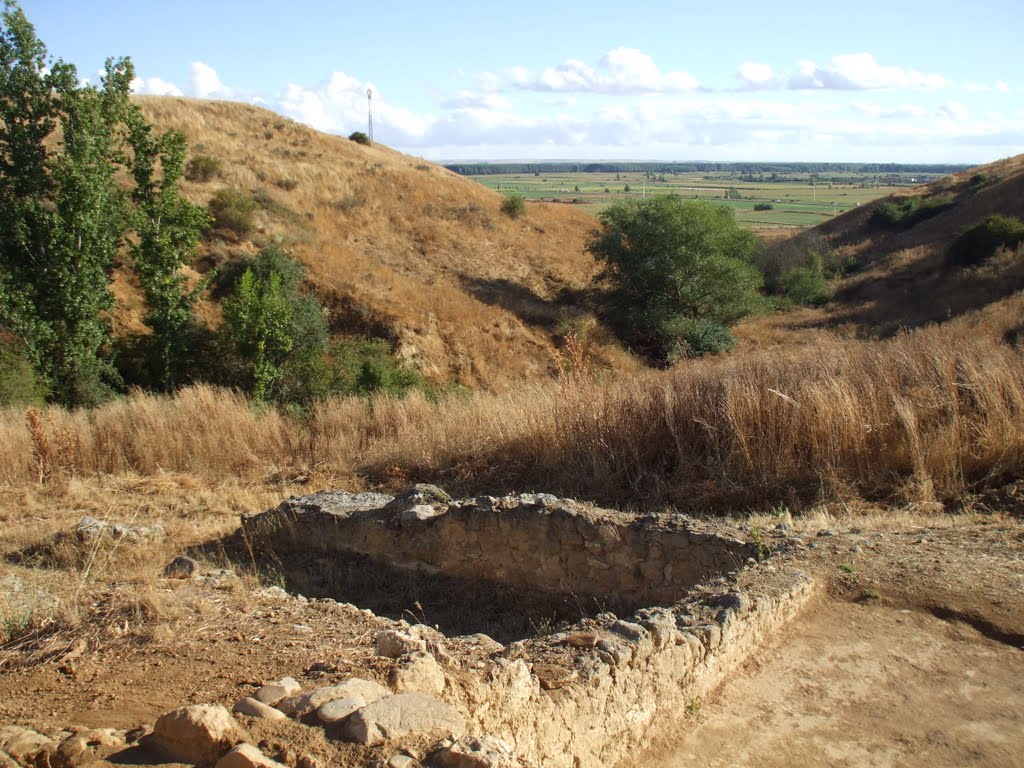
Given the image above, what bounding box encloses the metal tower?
[367,88,374,142]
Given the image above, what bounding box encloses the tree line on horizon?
[445,161,972,177]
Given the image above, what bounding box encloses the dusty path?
[622,598,1024,768]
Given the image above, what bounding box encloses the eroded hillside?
[129,97,638,391]
[737,154,1024,347]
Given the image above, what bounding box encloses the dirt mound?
[128,97,638,391]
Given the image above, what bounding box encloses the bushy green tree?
[126,108,210,390]
[589,196,764,360]
[0,3,135,406]
[221,247,328,402]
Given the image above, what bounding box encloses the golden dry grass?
[2,322,1020,515]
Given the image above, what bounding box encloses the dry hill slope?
[132,97,638,391]
[737,154,1024,346]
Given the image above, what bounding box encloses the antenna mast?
[367,88,374,142]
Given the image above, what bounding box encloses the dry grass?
[0,472,298,663]
[2,324,1020,515]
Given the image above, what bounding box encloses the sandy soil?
[622,599,1023,768]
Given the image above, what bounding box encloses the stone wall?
[242,488,757,605]
[447,568,815,766]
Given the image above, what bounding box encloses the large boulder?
[277,678,390,717]
[153,704,247,764]
[342,692,464,746]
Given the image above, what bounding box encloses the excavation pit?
[242,487,759,642]
[241,486,817,768]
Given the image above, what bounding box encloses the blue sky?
[21,0,1024,163]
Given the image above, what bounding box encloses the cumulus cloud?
[507,48,700,94]
[188,61,234,99]
[737,62,780,90]
[276,71,434,139]
[116,59,1022,163]
[965,80,1011,94]
[788,53,948,90]
[131,76,183,96]
[851,101,928,119]
[440,91,512,110]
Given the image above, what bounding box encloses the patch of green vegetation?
[348,131,371,146]
[949,214,1024,267]
[184,154,222,183]
[207,188,257,238]
[0,342,48,407]
[500,191,527,219]
[870,194,953,230]
[589,196,764,362]
[756,232,834,306]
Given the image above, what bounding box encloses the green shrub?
[754,202,774,211]
[870,194,953,230]
[207,188,257,237]
[349,131,371,146]
[500,192,526,219]
[949,214,1024,267]
[661,317,735,361]
[0,342,48,406]
[781,261,831,306]
[328,338,424,397]
[184,154,222,183]
[589,196,763,362]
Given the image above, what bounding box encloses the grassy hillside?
[737,154,1024,347]
[129,97,640,391]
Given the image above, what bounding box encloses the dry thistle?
[26,408,52,484]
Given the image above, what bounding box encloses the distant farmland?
[450,163,970,229]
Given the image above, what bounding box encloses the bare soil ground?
[624,513,1024,768]
[626,599,1023,768]
[0,478,1021,767]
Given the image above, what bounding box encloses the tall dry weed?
[0,326,1021,513]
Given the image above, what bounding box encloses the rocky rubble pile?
[0,623,533,768]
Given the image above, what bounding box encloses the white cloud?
[131,76,183,97]
[737,62,780,90]
[851,101,928,119]
[440,91,512,110]
[506,48,700,94]
[788,53,947,90]
[188,61,234,99]
[277,72,434,139]
[119,60,1022,163]
[997,80,1010,93]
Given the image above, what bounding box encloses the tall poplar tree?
[0,2,133,406]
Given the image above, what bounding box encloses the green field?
[467,171,912,229]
